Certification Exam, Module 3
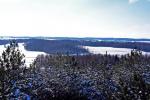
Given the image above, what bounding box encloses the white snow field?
[82,46,150,55]
[0,43,46,67]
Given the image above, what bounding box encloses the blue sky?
[0,0,150,38]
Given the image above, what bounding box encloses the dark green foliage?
[0,41,150,100]
[32,50,150,100]
[113,73,150,100]
[36,88,87,100]
[0,41,25,99]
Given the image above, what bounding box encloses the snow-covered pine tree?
[0,41,25,99]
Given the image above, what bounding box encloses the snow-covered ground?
[0,37,30,40]
[82,46,150,55]
[137,41,150,43]
[0,43,46,67]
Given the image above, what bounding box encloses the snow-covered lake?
[0,43,46,67]
[1,43,150,67]
[82,46,150,55]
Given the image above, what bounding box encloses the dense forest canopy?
[0,41,149,100]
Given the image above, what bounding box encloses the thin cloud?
[129,0,150,4]
[129,0,139,4]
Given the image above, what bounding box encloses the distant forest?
[0,38,150,54]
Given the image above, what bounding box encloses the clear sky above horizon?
[0,0,150,38]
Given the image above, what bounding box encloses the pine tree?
[115,73,150,100]
[0,41,25,99]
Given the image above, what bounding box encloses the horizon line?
[1,36,150,39]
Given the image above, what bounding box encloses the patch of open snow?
[82,46,150,55]
[0,37,29,40]
[137,41,150,43]
[0,43,46,67]
[44,39,56,40]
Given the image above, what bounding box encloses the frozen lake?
[0,43,46,67]
[82,46,150,55]
[1,43,150,67]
